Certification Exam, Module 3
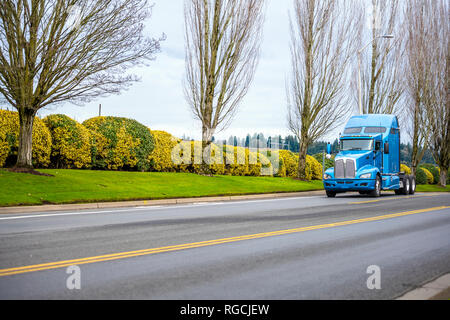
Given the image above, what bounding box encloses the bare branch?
[183,0,265,145]
[286,0,361,180]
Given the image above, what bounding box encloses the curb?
[0,190,325,214]
[396,273,450,300]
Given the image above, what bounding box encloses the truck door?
[374,138,382,172]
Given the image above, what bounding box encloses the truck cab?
[323,114,415,197]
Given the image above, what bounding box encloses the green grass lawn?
[415,184,450,192]
[0,169,324,206]
[0,169,447,207]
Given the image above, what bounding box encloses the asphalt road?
[0,192,449,299]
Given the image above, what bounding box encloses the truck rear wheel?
[402,175,410,195]
[409,175,416,195]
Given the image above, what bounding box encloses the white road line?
[0,206,161,220]
[0,195,325,220]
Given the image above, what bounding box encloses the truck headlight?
[323,174,332,180]
[360,173,372,179]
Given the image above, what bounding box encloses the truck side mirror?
[384,142,389,154]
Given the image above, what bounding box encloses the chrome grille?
[345,159,356,178]
[335,159,345,179]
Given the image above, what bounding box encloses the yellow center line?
[0,205,448,277]
[349,193,439,204]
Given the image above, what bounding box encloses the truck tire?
[409,175,416,195]
[370,176,381,197]
[402,175,410,195]
[326,191,336,198]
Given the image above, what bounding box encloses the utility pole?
[99,104,102,116]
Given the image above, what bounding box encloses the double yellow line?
[0,205,448,277]
[349,193,438,205]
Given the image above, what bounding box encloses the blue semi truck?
[323,114,415,198]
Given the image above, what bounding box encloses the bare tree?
[0,0,163,169]
[287,0,360,180]
[184,0,265,170]
[357,0,403,115]
[422,0,449,186]
[404,0,433,176]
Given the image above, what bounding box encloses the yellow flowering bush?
[222,146,275,176]
[247,150,263,176]
[279,150,298,178]
[149,130,181,172]
[43,114,91,169]
[223,146,249,176]
[420,167,434,184]
[83,116,155,171]
[400,164,411,175]
[171,141,226,174]
[278,150,322,181]
[88,129,109,169]
[308,155,323,180]
[0,110,51,167]
[265,150,286,177]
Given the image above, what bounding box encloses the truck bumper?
[323,179,376,192]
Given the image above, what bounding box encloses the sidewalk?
[0,190,325,214]
[397,273,450,300]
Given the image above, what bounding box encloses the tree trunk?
[297,138,309,181]
[201,125,213,175]
[439,168,447,187]
[15,108,36,169]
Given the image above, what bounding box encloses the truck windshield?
[340,139,373,151]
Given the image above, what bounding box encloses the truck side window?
[375,141,381,151]
[364,127,386,133]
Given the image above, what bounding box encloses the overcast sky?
[38,0,361,141]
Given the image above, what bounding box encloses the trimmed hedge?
[279,150,299,178]
[223,146,249,176]
[83,116,155,171]
[148,130,180,172]
[170,142,274,176]
[0,110,51,168]
[415,167,428,185]
[420,164,439,184]
[0,111,324,180]
[43,114,91,169]
[278,150,322,181]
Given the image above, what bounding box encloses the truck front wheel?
[370,176,381,197]
[326,191,336,198]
